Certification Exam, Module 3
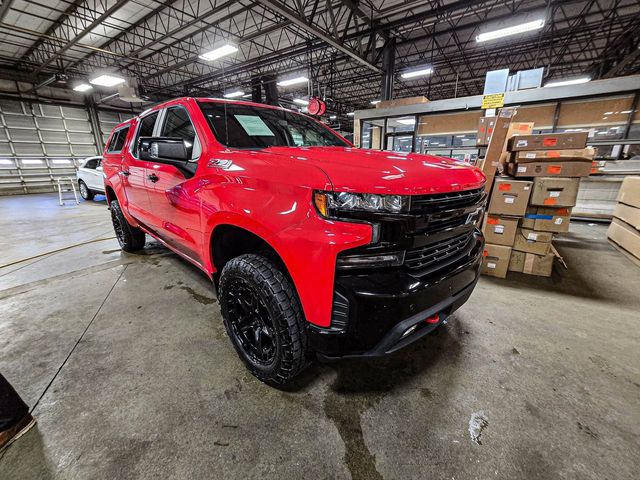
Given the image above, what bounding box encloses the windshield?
[198,101,349,149]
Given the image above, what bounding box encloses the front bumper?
[309,230,484,359]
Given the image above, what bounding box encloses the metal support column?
[85,97,105,152]
[382,38,396,101]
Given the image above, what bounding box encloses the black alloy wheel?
[219,254,309,386]
[109,199,146,252]
[225,278,277,366]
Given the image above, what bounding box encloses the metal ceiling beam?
[33,0,130,74]
[256,0,383,73]
[0,0,16,23]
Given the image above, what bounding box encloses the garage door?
[0,100,136,196]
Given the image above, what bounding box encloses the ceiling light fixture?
[397,119,416,125]
[199,43,238,61]
[400,67,433,79]
[89,74,125,87]
[329,115,337,120]
[346,112,355,116]
[73,83,93,92]
[223,90,245,98]
[293,98,309,106]
[370,100,381,105]
[277,76,308,87]
[476,19,545,42]
[544,77,591,87]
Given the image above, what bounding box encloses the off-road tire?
[78,180,94,200]
[110,199,146,252]
[219,254,309,386]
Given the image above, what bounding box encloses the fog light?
[401,324,418,339]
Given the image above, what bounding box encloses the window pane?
[161,107,198,159]
[134,112,159,155]
[113,126,128,151]
[198,102,348,148]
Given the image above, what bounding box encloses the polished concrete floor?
[0,193,638,480]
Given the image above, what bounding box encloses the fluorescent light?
[22,159,42,164]
[0,159,13,165]
[199,43,238,61]
[73,83,92,92]
[401,67,433,79]
[277,76,308,87]
[293,98,309,106]
[544,77,590,88]
[52,159,71,164]
[89,74,125,87]
[223,90,244,98]
[397,119,416,125]
[346,112,355,116]
[329,115,337,120]
[476,19,545,42]
[370,100,381,105]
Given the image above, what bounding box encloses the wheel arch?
[209,223,288,287]
[104,185,116,205]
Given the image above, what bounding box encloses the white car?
[76,156,105,200]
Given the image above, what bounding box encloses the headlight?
[314,191,409,217]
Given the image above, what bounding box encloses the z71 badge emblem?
[207,159,233,169]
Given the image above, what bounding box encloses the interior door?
[120,113,158,226]
[146,106,203,262]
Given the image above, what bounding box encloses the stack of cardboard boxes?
[607,177,640,265]
[480,127,594,278]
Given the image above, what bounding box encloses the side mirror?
[138,137,190,162]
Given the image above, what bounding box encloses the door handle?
[147,173,159,183]
[120,170,130,176]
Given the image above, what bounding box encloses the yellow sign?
[482,93,505,109]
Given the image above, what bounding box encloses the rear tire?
[110,199,146,252]
[79,180,94,200]
[219,254,308,386]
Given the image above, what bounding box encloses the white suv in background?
[76,156,105,200]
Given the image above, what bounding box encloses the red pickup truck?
[102,97,486,386]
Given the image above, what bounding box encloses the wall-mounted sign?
[482,93,505,109]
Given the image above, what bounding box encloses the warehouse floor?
[0,194,638,480]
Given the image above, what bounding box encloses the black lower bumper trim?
[315,275,478,360]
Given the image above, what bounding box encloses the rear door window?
[107,126,130,153]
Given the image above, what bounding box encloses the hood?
[260,146,486,195]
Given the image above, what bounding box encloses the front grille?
[404,187,485,275]
[411,188,484,213]
[404,232,474,273]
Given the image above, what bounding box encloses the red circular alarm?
[307,97,326,116]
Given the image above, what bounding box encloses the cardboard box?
[481,107,518,192]
[508,250,554,277]
[507,161,592,178]
[510,147,596,163]
[507,132,588,151]
[530,177,580,207]
[487,178,532,216]
[521,207,572,233]
[482,214,519,246]
[512,228,553,255]
[612,202,640,230]
[616,176,640,209]
[607,218,640,261]
[481,244,512,278]
[498,122,534,171]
